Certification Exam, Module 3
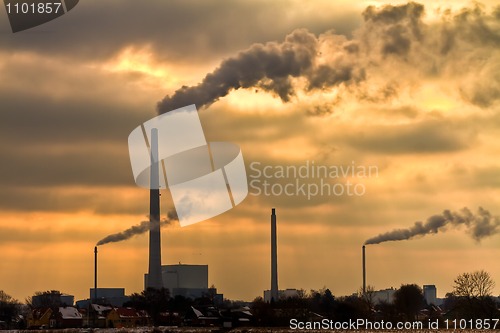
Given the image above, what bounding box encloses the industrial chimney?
[271,208,278,302]
[147,128,163,289]
[362,245,366,294]
[94,246,98,301]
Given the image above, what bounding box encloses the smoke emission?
[96,210,178,246]
[157,2,500,113]
[365,207,500,245]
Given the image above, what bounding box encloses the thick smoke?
[96,210,178,246]
[365,207,500,245]
[157,2,500,113]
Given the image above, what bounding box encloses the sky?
[0,0,499,303]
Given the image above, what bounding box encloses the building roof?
[91,304,112,314]
[191,306,204,318]
[59,307,82,320]
[114,307,144,318]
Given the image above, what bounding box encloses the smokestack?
[147,128,163,289]
[94,246,98,301]
[362,245,366,294]
[271,208,278,302]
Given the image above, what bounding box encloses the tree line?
[0,270,498,328]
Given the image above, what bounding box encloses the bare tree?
[358,285,376,309]
[453,270,495,298]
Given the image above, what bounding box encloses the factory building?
[372,288,396,304]
[423,285,437,305]
[90,288,129,307]
[32,293,74,307]
[76,288,129,308]
[263,288,299,302]
[145,264,222,301]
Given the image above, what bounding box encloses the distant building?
[423,285,437,305]
[372,288,396,304]
[106,307,151,328]
[27,308,52,329]
[87,304,113,328]
[90,288,129,307]
[146,264,220,300]
[49,307,83,329]
[263,289,300,302]
[32,293,74,307]
[76,288,129,309]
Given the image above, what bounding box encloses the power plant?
[147,128,163,289]
[271,208,278,302]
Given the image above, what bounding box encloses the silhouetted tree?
[375,301,399,322]
[453,270,495,298]
[27,290,64,308]
[0,291,21,328]
[250,297,273,326]
[335,295,367,321]
[394,284,425,321]
[358,285,376,315]
[168,295,193,314]
[125,288,170,325]
[450,270,498,320]
[278,294,310,324]
[309,287,335,316]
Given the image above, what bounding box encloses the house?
[185,306,220,326]
[90,304,112,328]
[106,307,150,328]
[27,307,52,329]
[49,307,83,328]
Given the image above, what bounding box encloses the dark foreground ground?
[2,329,500,333]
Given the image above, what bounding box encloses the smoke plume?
[365,207,500,245]
[157,2,500,113]
[96,210,178,246]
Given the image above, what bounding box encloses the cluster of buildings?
[27,304,151,329]
[25,263,228,329]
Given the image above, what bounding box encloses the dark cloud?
[0,144,131,187]
[0,225,95,244]
[362,2,424,56]
[0,185,155,214]
[0,88,152,188]
[0,0,360,63]
[344,119,472,154]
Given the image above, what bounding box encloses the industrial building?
[423,285,437,305]
[145,264,222,300]
[31,293,74,307]
[90,288,129,307]
[263,289,300,302]
[372,288,396,304]
[76,288,129,308]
